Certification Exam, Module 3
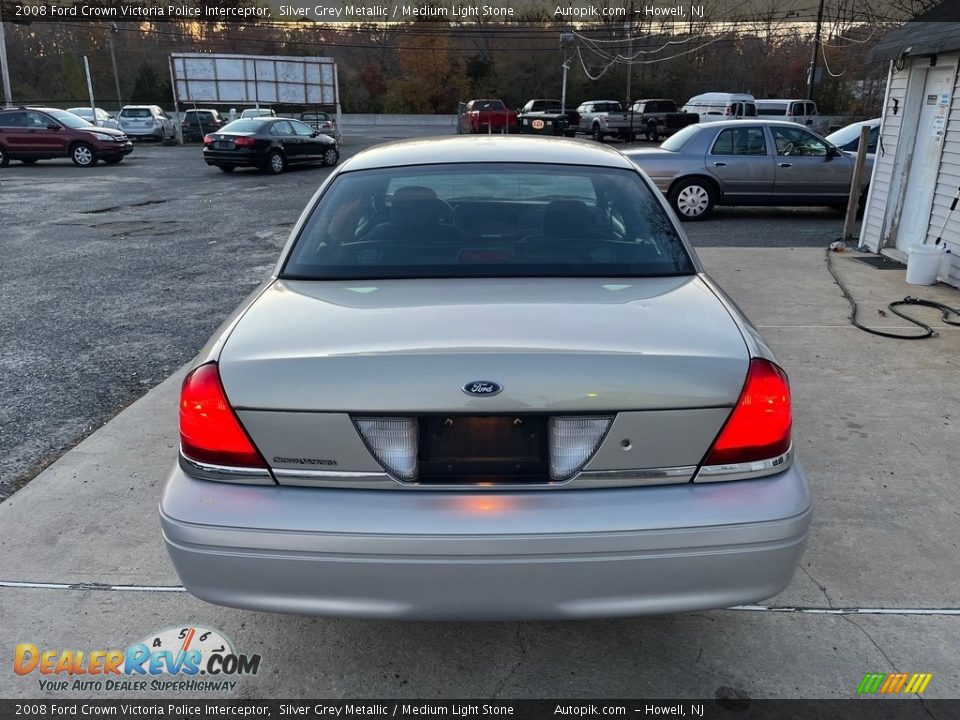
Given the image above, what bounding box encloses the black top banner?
[3,0,958,24]
[1,700,958,720]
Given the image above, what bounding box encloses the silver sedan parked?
[624,120,873,220]
[161,136,810,620]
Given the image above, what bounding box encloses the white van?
[756,99,818,126]
[680,93,757,123]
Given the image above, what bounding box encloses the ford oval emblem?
[462,381,503,397]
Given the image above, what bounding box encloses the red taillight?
[704,358,792,465]
[179,363,266,468]
[203,134,214,145]
[233,136,255,147]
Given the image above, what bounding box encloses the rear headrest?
[542,199,595,239]
[391,186,449,225]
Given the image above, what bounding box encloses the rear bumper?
[160,463,811,620]
[203,148,264,167]
[122,128,163,139]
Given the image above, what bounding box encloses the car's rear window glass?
[758,104,787,116]
[283,163,694,280]
[472,101,505,111]
[121,108,152,118]
[660,124,701,151]
[221,119,265,133]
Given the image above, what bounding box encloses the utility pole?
[108,23,122,109]
[625,6,634,143]
[560,31,575,113]
[0,1,13,107]
[806,0,826,101]
[82,56,97,124]
[625,16,633,109]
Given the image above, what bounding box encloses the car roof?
[689,119,821,129]
[341,136,636,172]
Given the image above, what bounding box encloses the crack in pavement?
[842,618,944,717]
[800,564,836,608]
[491,623,527,699]
[81,199,170,214]
[842,615,897,671]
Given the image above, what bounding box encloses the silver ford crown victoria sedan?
[160,136,811,620]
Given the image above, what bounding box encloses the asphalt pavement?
[1,130,959,699]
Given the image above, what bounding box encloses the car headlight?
[92,132,114,141]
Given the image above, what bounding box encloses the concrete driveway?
[1,141,959,700]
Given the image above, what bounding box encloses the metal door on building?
[896,65,955,252]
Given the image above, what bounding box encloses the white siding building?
[860,10,960,288]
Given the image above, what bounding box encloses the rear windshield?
[282,163,694,280]
[592,103,623,112]
[184,112,216,124]
[660,124,701,151]
[220,119,267,133]
[121,108,152,118]
[471,100,505,111]
[757,104,787,116]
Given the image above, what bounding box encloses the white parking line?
[0,580,186,592]
[2,580,959,615]
[729,604,960,616]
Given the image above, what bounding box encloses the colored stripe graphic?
[858,672,932,694]
[881,673,908,693]
[857,673,886,693]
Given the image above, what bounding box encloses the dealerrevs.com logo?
[15,626,261,693]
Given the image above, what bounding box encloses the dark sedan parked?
[203,118,340,174]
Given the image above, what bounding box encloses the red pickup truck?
[459,99,517,134]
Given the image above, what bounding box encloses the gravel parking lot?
[0,136,849,497]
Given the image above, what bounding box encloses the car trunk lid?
[218,276,748,413]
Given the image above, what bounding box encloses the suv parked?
[118,105,174,141]
[240,108,276,119]
[181,109,225,142]
[0,106,133,167]
[299,111,337,136]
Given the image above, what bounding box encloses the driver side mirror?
[311,130,320,137]
[46,124,61,130]
[826,145,840,160]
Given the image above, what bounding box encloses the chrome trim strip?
[273,469,391,479]
[573,466,697,487]
[271,465,696,489]
[694,447,793,483]
[273,468,394,488]
[179,453,274,485]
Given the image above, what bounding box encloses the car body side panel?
[582,407,732,470]
[237,411,385,474]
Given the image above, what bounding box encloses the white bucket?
[905,244,943,285]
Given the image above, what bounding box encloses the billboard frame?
[168,52,342,144]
